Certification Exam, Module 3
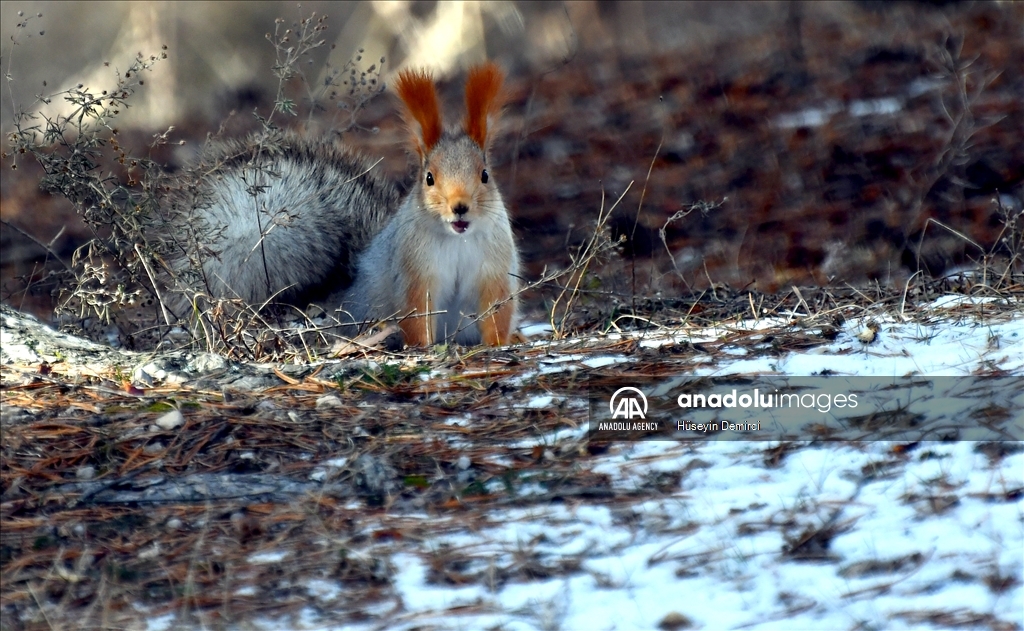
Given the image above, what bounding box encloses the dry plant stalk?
[546,184,628,339]
[4,9,389,360]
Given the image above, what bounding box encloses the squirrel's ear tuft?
[394,68,442,155]
[464,62,504,149]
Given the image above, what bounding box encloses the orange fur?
[394,69,442,155]
[399,273,433,347]
[477,274,513,346]
[464,63,504,149]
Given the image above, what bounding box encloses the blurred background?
[1,1,828,128]
[2,1,1022,321]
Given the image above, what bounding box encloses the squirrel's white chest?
[428,235,489,310]
[420,232,501,343]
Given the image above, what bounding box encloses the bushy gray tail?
[159,132,398,315]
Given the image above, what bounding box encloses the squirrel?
[167,62,519,347]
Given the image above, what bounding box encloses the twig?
[549,182,631,339]
[0,220,71,271]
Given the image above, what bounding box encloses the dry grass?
[3,272,1022,628]
[2,5,1022,628]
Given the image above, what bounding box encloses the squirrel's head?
[394,63,505,235]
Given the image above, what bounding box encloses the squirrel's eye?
[425,172,434,186]
[481,169,489,184]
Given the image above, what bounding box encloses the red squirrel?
[170,63,519,346]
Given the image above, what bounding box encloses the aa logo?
[610,387,648,420]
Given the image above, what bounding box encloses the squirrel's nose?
[452,202,469,217]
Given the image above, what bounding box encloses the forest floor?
[1,2,1022,630]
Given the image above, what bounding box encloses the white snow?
[157,297,1023,631]
[523,394,556,408]
[247,550,289,564]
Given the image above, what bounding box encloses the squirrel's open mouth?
[451,220,469,234]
